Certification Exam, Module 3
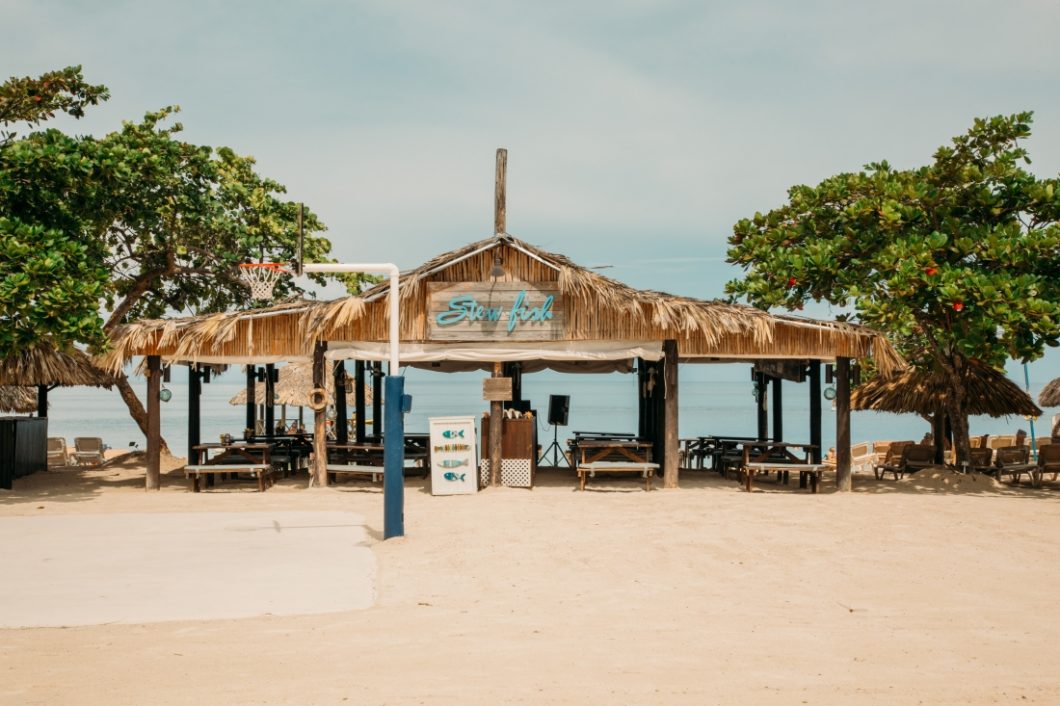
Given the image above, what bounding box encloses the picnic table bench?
[574,438,658,491]
[737,441,824,493]
[325,463,383,484]
[184,463,273,492]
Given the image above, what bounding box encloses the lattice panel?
[479,459,534,488]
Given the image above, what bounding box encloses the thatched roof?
[1040,377,1060,408]
[228,362,374,407]
[99,298,364,372]
[852,360,1041,418]
[357,234,905,373]
[101,234,904,374]
[0,387,38,414]
[0,345,114,388]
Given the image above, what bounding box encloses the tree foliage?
[726,112,1060,462]
[0,65,108,146]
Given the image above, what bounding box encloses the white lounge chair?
[73,437,106,466]
[47,437,69,467]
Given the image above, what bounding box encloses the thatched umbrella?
[852,360,1041,418]
[0,345,115,388]
[1040,377,1060,408]
[0,387,39,414]
[228,361,373,408]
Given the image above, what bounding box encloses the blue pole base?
[383,375,406,539]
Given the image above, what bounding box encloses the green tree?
[1,67,368,451]
[726,112,1060,464]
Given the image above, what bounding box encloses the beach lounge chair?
[850,442,874,474]
[1033,445,1060,487]
[993,446,1037,485]
[47,437,69,467]
[73,437,106,466]
[965,447,994,474]
[875,443,935,480]
[873,440,913,479]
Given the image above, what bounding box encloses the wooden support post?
[772,376,783,443]
[334,360,348,445]
[36,385,47,418]
[264,363,276,439]
[245,365,256,437]
[188,365,201,464]
[662,339,679,489]
[312,342,328,487]
[494,148,507,235]
[756,372,769,441]
[503,361,522,410]
[146,355,161,491]
[636,358,648,439]
[809,361,822,464]
[932,412,946,464]
[354,360,366,443]
[836,357,852,491]
[489,362,503,486]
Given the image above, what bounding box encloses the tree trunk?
[115,371,171,455]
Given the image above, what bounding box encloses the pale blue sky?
[5,0,1060,387]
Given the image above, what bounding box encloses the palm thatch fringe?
[1040,377,1060,408]
[0,386,39,413]
[0,345,114,387]
[99,299,359,372]
[852,360,1041,418]
[228,361,373,407]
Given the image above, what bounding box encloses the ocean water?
[37,363,1059,457]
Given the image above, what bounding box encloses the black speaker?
[547,394,569,426]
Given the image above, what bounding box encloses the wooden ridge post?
[146,355,161,490]
[489,362,503,486]
[662,339,679,488]
[312,342,328,487]
[495,148,507,235]
[836,357,852,491]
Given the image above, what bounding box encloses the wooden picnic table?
[574,439,657,491]
[737,441,826,493]
[186,442,277,492]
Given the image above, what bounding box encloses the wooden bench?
[184,464,273,492]
[740,462,829,493]
[576,461,658,491]
[326,463,383,484]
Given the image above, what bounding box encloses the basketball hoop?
[238,263,290,301]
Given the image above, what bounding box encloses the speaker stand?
[538,424,569,468]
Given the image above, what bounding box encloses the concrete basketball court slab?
[0,511,375,627]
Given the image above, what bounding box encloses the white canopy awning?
[325,340,664,373]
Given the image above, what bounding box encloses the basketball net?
[238,263,289,301]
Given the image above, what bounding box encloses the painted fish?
[442,429,465,439]
[440,458,469,468]
[443,471,466,482]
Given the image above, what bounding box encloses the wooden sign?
[427,282,564,341]
[754,360,807,383]
[483,377,513,402]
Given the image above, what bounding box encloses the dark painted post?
[808,361,822,464]
[264,363,276,439]
[334,360,348,445]
[636,358,648,439]
[662,339,679,488]
[932,412,946,464]
[245,365,256,437]
[146,355,161,490]
[188,365,201,463]
[772,376,783,443]
[372,362,383,441]
[37,385,47,418]
[354,360,366,443]
[755,371,769,441]
[836,357,852,491]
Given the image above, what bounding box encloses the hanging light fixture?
[159,385,173,403]
[823,386,837,401]
[489,254,505,280]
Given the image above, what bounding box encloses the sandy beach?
[2,456,1059,705]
